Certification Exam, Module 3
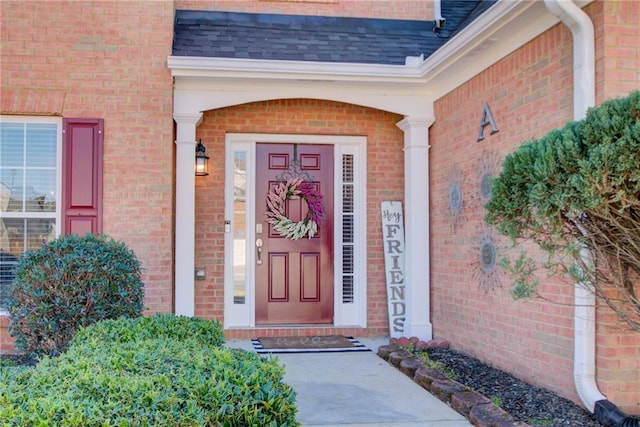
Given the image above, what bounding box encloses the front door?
[255,143,334,325]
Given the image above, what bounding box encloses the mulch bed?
[380,343,606,427]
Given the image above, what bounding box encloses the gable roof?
[172,1,497,66]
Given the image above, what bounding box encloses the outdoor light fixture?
[195,139,209,176]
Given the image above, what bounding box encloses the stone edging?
[378,338,530,427]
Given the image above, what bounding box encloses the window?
[0,117,60,312]
[341,153,355,303]
[233,151,247,304]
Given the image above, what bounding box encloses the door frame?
[224,133,367,329]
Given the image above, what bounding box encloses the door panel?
[269,253,288,301]
[256,143,334,325]
[301,253,320,301]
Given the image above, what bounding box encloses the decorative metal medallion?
[471,228,503,292]
[475,150,502,206]
[449,184,462,214]
[446,166,465,230]
[479,172,493,201]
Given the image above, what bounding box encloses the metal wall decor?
[449,184,462,214]
[475,150,502,206]
[446,166,465,230]
[471,227,503,292]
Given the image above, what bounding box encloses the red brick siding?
[430,2,639,412]
[176,0,432,20]
[596,1,640,102]
[193,99,404,338]
[0,317,14,353]
[1,0,176,352]
[591,1,640,413]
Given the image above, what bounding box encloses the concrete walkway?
[227,337,471,426]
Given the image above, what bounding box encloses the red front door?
[255,143,334,325]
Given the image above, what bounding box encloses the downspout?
[544,1,639,426]
[433,0,446,31]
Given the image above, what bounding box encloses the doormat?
[252,335,371,354]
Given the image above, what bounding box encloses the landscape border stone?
[388,349,413,367]
[451,390,491,417]
[399,356,423,377]
[379,338,533,427]
[414,366,448,391]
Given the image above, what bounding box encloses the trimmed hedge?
[0,315,299,426]
[70,313,225,348]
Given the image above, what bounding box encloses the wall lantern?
[195,139,209,176]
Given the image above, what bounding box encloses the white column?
[397,117,434,340]
[174,113,203,316]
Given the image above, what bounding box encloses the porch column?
[174,113,203,316]
[397,117,434,340]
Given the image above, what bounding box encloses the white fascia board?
[172,77,433,118]
[421,0,594,99]
[168,56,426,84]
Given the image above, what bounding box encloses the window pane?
[1,170,24,212]
[343,185,354,213]
[26,124,57,168]
[342,154,354,182]
[0,248,18,313]
[342,275,354,303]
[3,218,24,254]
[342,245,354,274]
[27,218,55,251]
[25,170,56,212]
[343,215,354,243]
[0,123,24,167]
[233,151,247,304]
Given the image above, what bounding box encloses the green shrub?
[71,313,225,349]
[0,316,299,427]
[8,233,145,357]
[485,90,640,332]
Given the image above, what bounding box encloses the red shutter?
[62,118,103,235]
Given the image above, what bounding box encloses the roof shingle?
[172,1,497,66]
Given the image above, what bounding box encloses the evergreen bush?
[485,90,640,332]
[0,315,299,426]
[71,312,225,349]
[8,233,144,357]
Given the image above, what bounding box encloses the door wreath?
[266,177,324,240]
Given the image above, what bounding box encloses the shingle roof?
[172,1,497,66]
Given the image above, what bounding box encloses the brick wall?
[595,1,640,102]
[1,0,176,352]
[0,316,12,353]
[430,1,639,413]
[591,1,640,413]
[176,0,432,20]
[193,99,404,338]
